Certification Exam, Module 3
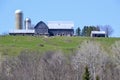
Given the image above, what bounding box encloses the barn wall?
[49,29,74,36]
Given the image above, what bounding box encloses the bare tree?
[110,41,120,80]
[40,51,71,80]
[112,41,120,66]
[100,25,113,37]
[71,41,108,80]
[1,42,120,80]
[0,51,41,80]
[0,51,75,80]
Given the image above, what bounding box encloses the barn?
[34,21,74,36]
[9,21,74,36]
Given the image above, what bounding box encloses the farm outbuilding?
[91,31,106,37]
[9,21,74,36]
[9,10,74,36]
[34,21,74,36]
[9,30,34,36]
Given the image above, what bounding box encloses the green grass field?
[0,35,120,56]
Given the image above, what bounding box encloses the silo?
[25,18,31,30]
[15,10,23,29]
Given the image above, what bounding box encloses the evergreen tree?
[81,26,88,36]
[76,27,81,36]
[81,26,100,36]
[96,75,100,80]
[82,66,90,80]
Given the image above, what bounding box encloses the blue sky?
[0,0,120,37]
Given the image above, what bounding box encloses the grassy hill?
[0,35,120,56]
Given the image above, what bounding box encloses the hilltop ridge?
[0,36,120,56]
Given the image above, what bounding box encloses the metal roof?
[47,21,74,29]
[25,18,31,21]
[91,31,106,34]
[9,30,35,33]
[15,10,22,14]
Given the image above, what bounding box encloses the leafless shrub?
[0,51,75,80]
[40,51,72,80]
[0,41,120,80]
[71,41,109,80]
[111,41,120,66]
[0,51,41,80]
[110,41,120,80]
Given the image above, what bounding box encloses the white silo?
[25,18,31,30]
[15,10,23,29]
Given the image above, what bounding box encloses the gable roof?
[34,21,48,29]
[91,31,106,34]
[47,21,74,29]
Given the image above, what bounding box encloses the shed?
[91,31,106,37]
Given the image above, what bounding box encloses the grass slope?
[0,36,120,56]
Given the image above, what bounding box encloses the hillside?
[0,35,120,56]
[1,35,120,80]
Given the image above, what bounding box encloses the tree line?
[0,40,120,80]
[76,25,113,37]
